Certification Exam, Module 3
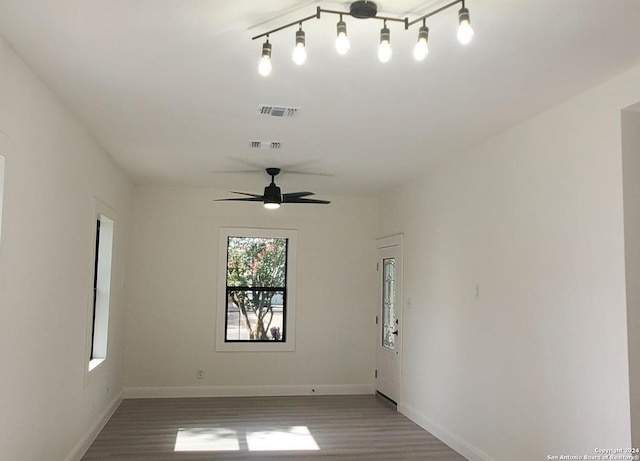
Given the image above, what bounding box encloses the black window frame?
[90,218,101,359]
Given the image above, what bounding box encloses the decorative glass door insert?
[382,258,396,349]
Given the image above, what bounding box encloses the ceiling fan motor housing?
[264,183,282,205]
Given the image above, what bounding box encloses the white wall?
[380,64,640,460]
[124,186,378,395]
[0,37,132,461]
[623,107,640,447]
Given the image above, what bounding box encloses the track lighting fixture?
[292,24,307,65]
[254,0,475,76]
[457,6,474,44]
[378,21,392,63]
[413,23,429,61]
[258,38,272,77]
[336,16,350,55]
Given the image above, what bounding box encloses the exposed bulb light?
[264,202,281,210]
[457,7,474,44]
[413,24,429,61]
[292,26,307,65]
[336,18,350,55]
[378,22,392,63]
[258,39,272,77]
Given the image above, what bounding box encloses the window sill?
[88,358,105,372]
[215,341,295,352]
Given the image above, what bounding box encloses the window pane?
[227,237,287,288]
[226,289,285,341]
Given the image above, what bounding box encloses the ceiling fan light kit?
[253,0,474,75]
[216,168,331,209]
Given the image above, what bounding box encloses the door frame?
[376,234,403,404]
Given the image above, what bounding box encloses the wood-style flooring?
[82,394,466,460]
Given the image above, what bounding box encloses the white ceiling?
[0,0,639,196]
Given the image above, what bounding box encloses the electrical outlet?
[196,369,204,379]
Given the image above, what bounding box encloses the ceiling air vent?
[250,140,283,150]
[258,105,300,118]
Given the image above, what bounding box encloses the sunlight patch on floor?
[174,426,320,452]
[175,428,239,451]
[247,426,320,451]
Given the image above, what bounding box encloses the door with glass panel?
[376,235,403,403]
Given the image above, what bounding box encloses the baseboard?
[124,384,374,399]
[65,390,124,461]
[398,402,495,461]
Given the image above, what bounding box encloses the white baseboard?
[398,402,495,461]
[124,384,374,399]
[65,390,124,461]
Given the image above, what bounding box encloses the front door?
[376,235,403,403]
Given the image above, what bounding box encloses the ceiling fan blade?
[210,169,263,174]
[229,191,264,198]
[215,197,264,202]
[271,159,333,176]
[285,197,331,205]
[283,170,333,177]
[282,191,315,199]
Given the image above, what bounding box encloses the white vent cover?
[258,105,300,118]
[250,140,283,150]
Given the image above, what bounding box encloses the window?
[87,204,114,371]
[216,228,297,352]
[225,236,287,342]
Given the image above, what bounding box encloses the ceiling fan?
[215,168,330,209]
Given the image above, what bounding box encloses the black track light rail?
[252,10,321,41]
[406,0,465,28]
[319,7,407,27]
[251,0,465,41]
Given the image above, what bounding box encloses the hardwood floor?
[82,394,466,460]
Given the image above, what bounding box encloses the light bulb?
[413,39,428,61]
[336,33,350,55]
[378,25,392,63]
[258,40,272,77]
[258,56,272,76]
[292,43,307,65]
[336,20,350,55]
[457,8,474,44]
[413,25,429,61]
[264,202,281,210]
[292,28,307,65]
[457,21,474,44]
[378,42,392,63]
